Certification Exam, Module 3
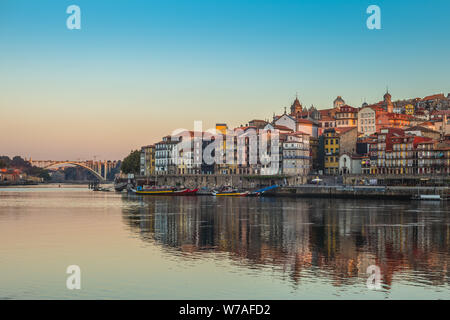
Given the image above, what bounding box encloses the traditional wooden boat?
[131,186,199,196]
[131,186,175,195]
[174,188,199,196]
[212,186,249,197]
[212,191,249,196]
[197,187,213,195]
[249,185,279,197]
[114,181,128,192]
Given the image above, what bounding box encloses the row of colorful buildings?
[0,168,43,184]
[140,91,450,178]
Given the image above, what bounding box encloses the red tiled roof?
[335,127,356,135]
[292,130,310,136]
[296,119,315,125]
[422,94,446,101]
[320,115,334,121]
[273,125,293,131]
[234,126,257,131]
[405,126,439,134]
[337,105,358,112]
[319,109,334,116]
[431,110,450,116]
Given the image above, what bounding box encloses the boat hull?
[174,189,198,196]
[132,189,174,195]
[212,191,249,197]
[132,188,199,196]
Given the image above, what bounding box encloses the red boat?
[173,188,199,196]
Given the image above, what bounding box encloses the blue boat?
[250,185,279,196]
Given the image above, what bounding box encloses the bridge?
[30,159,119,181]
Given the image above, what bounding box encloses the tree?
[26,166,51,182]
[11,156,30,169]
[0,156,11,168]
[121,150,140,174]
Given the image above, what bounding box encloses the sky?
[1,0,450,160]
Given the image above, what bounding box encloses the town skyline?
[3,90,450,161]
[2,0,450,160]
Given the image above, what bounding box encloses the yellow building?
[324,129,340,175]
[140,145,155,176]
[404,104,415,115]
[214,123,239,174]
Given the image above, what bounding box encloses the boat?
[249,185,279,197]
[311,176,323,184]
[212,186,249,197]
[93,186,112,192]
[131,186,199,196]
[174,188,199,196]
[411,194,443,201]
[131,186,175,195]
[197,187,213,195]
[114,181,128,192]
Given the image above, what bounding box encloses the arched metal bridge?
[43,161,106,181]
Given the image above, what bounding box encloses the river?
[0,185,449,299]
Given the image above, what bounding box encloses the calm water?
[0,185,449,300]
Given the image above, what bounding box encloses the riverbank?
[0,181,113,188]
[121,174,450,200]
[274,185,450,200]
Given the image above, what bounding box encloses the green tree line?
[121,150,140,174]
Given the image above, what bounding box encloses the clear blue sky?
[1,0,449,159]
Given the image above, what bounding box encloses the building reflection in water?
[121,195,450,289]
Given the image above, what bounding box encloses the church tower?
[383,90,393,113]
[290,96,303,118]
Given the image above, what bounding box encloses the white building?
[155,136,178,174]
[338,154,362,175]
[282,133,310,177]
[358,106,377,136]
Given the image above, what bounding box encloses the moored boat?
[131,186,175,195]
[173,188,199,196]
[212,186,249,196]
[114,181,128,192]
[212,191,249,196]
[411,194,443,201]
[131,186,199,196]
[197,187,213,195]
[249,185,279,197]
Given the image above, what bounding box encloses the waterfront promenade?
[278,185,449,200]
[121,173,450,200]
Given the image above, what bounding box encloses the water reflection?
[122,195,450,291]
